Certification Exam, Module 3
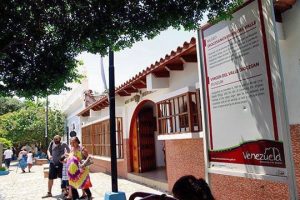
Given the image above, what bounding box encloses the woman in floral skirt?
[66,137,92,200]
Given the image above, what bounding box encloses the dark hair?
[60,155,66,162]
[172,175,214,200]
[71,136,80,144]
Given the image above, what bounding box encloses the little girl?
[27,151,33,172]
[60,155,69,197]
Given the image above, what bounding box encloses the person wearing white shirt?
[3,147,13,169]
[27,151,33,172]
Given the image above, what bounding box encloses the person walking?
[66,137,92,200]
[3,147,13,169]
[42,135,70,198]
[18,149,28,173]
[27,150,33,172]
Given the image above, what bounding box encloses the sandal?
[42,192,52,198]
[65,196,72,200]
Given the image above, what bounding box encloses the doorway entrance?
[129,100,167,189]
[130,101,156,173]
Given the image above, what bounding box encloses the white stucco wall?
[169,63,199,90]
[155,132,165,167]
[279,1,300,124]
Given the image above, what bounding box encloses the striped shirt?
[62,163,68,181]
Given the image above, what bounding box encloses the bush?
[0,138,12,149]
[0,167,7,171]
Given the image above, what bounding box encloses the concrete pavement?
[0,161,163,200]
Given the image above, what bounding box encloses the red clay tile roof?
[78,37,197,116]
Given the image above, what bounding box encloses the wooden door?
[138,108,156,172]
[131,119,139,173]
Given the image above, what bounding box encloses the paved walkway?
[0,161,163,200]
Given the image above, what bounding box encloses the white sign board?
[199,0,290,179]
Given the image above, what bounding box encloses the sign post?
[198,0,297,198]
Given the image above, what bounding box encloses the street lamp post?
[105,50,126,199]
[109,50,118,192]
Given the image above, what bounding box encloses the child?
[27,150,33,172]
[59,155,69,197]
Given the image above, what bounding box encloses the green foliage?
[0,1,83,98]
[1,0,239,98]
[0,101,65,147]
[208,0,244,24]
[0,137,12,148]
[0,166,7,171]
[0,97,24,115]
[70,0,239,55]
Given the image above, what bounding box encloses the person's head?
[172,175,214,200]
[53,135,61,145]
[70,136,80,147]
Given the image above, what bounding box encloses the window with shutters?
[81,118,123,158]
[156,91,202,134]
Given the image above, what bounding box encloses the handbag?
[80,148,94,168]
[80,155,94,168]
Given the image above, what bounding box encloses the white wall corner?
[276,22,285,40]
[146,73,169,90]
[90,109,100,118]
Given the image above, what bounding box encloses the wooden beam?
[82,111,90,117]
[124,88,138,93]
[140,80,146,85]
[165,64,184,71]
[164,66,171,71]
[117,91,131,96]
[131,85,137,90]
[92,107,101,111]
[180,54,197,63]
[153,70,170,77]
[132,82,146,89]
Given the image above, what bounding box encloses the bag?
[80,156,94,168]
[47,141,53,160]
[80,147,93,168]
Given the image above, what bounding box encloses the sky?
[49,28,197,107]
[77,27,196,94]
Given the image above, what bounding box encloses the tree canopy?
[0,100,65,148]
[1,0,240,98]
[0,97,24,115]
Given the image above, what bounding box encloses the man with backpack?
[42,135,70,198]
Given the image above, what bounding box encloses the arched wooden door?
[130,104,156,173]
[137,107,156,172]
[131,118,139,173]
